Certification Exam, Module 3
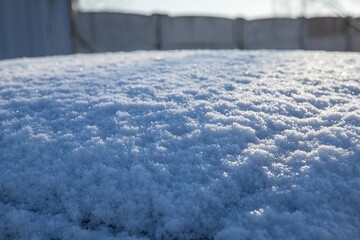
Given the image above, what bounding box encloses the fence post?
[298,17,306,50]
[233,18,244,49]
[153,14,167,50]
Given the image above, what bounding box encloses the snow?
[0,50,359,240]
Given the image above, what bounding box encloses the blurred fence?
[0,0,72,59]
[1,7,360,60]
[74,12,360,53]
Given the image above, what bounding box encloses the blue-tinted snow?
[0,50,360,240]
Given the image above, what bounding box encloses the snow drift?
[0,50,360,240]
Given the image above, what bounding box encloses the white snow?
[0,50,360,240]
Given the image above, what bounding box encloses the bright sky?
[78,0,360,19]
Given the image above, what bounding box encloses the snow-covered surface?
[1,50,360,240]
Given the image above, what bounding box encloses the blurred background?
[1,0,360,59]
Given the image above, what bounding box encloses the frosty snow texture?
[0,50,360,239]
